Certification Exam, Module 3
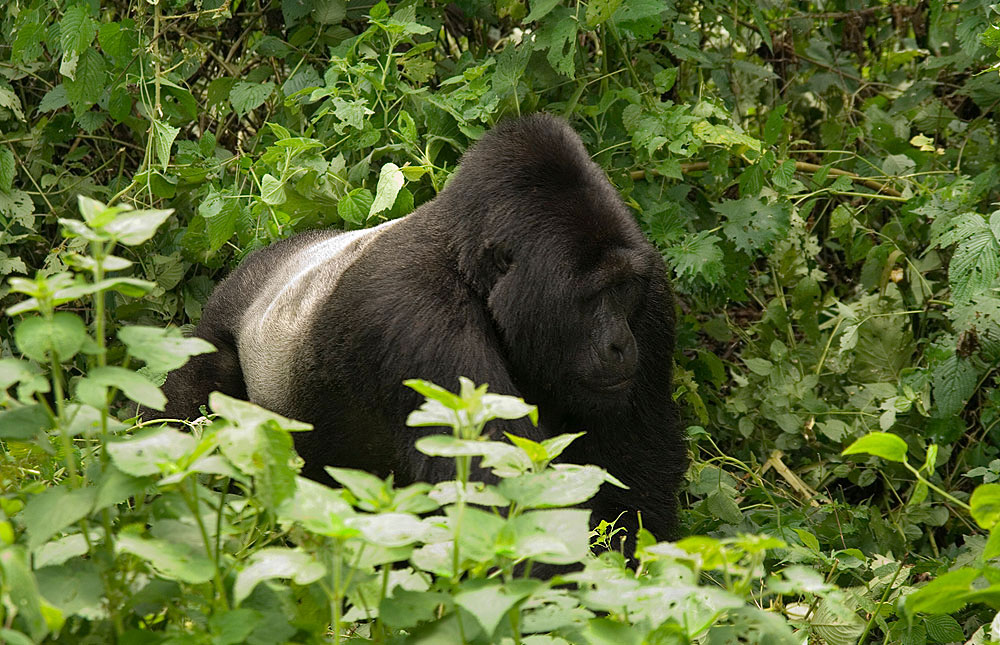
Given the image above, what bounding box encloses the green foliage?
[2,0,1000,641]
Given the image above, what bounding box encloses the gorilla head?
[156,113,686,548]
[440,115,676,419]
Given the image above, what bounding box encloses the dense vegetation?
[2,0,1000,642]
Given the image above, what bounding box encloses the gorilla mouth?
[590,378,632,393]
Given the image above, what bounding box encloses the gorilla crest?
[157,113,687,546]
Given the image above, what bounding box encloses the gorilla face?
[486,217,660,416]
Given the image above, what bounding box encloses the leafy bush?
[2,0,1000,642]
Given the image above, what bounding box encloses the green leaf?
[38,85,68,113]
[78,366,166,411]
[497,465,610,507]
[744,357,773,376]
[329,96,373,132]
[35,560,103,618]
[0,405,50,440]
[106,426,198,477]
[931,348,978,416]
[101,205,173,245]
[380,590,454,630]
[971,483,1000,530]
[454,579,540,637]
[842,432,909,463]
[59,5,96,57]
[510,509,591,564]
[116,534,215,584]
[198,190,240,251]
[902,567,1000,615]
[260,173,286,205]
[716,196,790,253]
[233,548,326,606]
[64,48,107,112]
[345,513,427,547]
[118,326,216,373]
[12,19,44,65]
[210,392,311,432]
[586,0,624,27]
[794,528,821,552]
[663,231,725,284]
[369,163,405,217]
[763,104,788,146]
[324,467,387,507]
[923,615,964,643]
[0,547,52,641]
[524,0,560,21]
[313,0,346,24]
[533,9,578,77]
[277,477,357,537]
[0,88,24,122]
[750,5,772,52]
[21,486,96,550]
[15,313,88,363]
[338,188,374,225]
[151,119,179,171]
[229,81,274,117]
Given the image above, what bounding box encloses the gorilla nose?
[601,334,637,375]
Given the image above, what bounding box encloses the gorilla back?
[159,113,687,544]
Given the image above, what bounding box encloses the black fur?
[157,114,687,548]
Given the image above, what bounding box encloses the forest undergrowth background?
[2,0,1000,643]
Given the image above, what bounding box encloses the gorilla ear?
[492,244,513,274]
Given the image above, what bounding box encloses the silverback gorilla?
[157,113,687,547]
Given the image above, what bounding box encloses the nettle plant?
[0,198,829,644]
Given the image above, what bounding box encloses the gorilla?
[157,113,687,548]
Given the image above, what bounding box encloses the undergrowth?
[2,0,1000,642]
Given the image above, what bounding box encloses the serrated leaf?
[59,5,96,57]
[229,81,274,117]
[118,326,216,373]
[338,188,373,224]
[533,9,578,77]
[0,147,15,192]
[116,535,214,584]
[931,349,978,416]
[80,366,166,411]
[524,0,560,21]
[924,614,964,643]
[329,96,373,132]
[151,120,178,171]
[64,48,107,112]
[950,228,1000,301]
[772,159,796,189]
[586,0,624,27]
[20,486,96,550]
[15,313,87,363]
[454,580,540,637]
[0,87,25,121]
[716,197,790,253]
[12,20,44,65]
[233,548,325,606]
[370,163,404,217]
[260,173,286,205]
[664,231,725,284]
[107,426,197,477]
[199,191,240,251]
[101,206,173,245]
[38,85,68,113]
